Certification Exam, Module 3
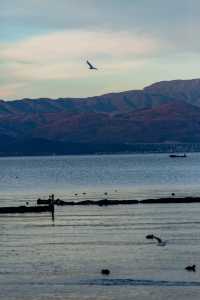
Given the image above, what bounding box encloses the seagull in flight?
[86,60,98,70]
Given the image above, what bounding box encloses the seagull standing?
[86,60,98,70]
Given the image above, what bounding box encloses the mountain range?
[1,78,200,155]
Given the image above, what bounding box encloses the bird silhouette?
[146,234,154,240]
[153,235,167,246]
[86,60,98,70]
[146,234,166,246]
[101,269,110,275]
[185,265,196,272]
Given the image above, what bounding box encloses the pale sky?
[1,0,200,100]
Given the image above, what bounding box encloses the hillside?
[1,79,200,155]
[2,78,200,115]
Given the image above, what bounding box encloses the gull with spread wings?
[86,60,98,70]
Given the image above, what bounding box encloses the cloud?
[2,0,200,38]
[1,30,158,61]
[1,0,200,99]
[0,29,159,82]
[0,82,25,98]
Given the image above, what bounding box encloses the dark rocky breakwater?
[0,205,52,214]
[1,196,200,214]
[40,196,200,207]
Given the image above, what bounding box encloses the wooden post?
[50,194,55,222]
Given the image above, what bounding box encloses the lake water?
[1,153,200,299]
[1,153,200,206]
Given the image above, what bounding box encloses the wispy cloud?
[0,29,159,98]
[1,1,200,99]
[1,30,158,62]
[0,82,26,98]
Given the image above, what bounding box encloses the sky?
[1,0,200,100]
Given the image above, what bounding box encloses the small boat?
[169,154,187,158]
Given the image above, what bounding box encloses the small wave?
[6,278,200,288]
[77,278,200,287]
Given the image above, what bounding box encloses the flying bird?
[86,60,98,70]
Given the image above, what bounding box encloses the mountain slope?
[0,101,199,144]
[2,78,200,115]
[0,91,173,114]
[1,79,200,154]
[144,79,200,107]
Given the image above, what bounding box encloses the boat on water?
[169,153,187,158]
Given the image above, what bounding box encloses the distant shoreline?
[0,151,196,158]
[0,151,198,158]
[0,142,200,157]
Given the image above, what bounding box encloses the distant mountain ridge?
[0,91,170,115]
[144,79,200,107]
[1,79,200,115]
[1,79,200,155]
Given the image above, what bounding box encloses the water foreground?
[1,203,200,300]
[1,153,200,299]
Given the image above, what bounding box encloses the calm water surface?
[1,153,200,299]
[0,153,200,205]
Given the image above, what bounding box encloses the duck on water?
[146,234,167,246]
[185,265,196,272]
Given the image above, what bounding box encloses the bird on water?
[153,236,166,246]
[101,269,110,275]
[185,265,196,272]
[146,234,166,246]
